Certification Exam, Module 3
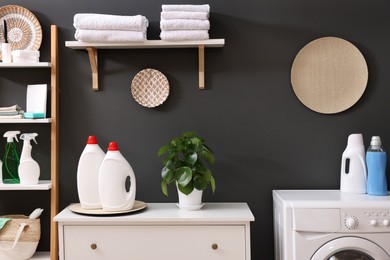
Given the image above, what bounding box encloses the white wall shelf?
[65,39,225,91]
[0,118,51,123]
[31,251,50,259]
[0,180,52,190]
[0,62,51,68]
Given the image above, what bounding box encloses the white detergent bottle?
[340,133,367,194]
[98,142,136,212]
[19,133,40,185]
[77,136,105,209]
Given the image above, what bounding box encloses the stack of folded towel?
[0,105,23,119]
[160,4,210,41]
[73,13,148,43]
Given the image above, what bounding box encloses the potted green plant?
[157,131,215,209]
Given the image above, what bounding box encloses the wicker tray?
[0,5,42,60]
[131,68,170,108]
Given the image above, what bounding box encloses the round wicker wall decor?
[131,68,170,108]
[0,5,42,59]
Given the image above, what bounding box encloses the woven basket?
[131,68,170,108]
[0,215,40,242]
[0,5,42,60]
[0,215,40,260]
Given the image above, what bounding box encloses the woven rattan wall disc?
[131,68,170,108]
[0,5,42,60]
[291,37,368,114]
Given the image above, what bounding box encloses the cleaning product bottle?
[98,142,136,212]
[366,136,388,196]
[77,135,105,209]
[340,133,367,194]
[0,159,2,184]
[19,133,40,185]
[2,131,21,184]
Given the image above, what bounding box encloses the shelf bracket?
[198,45,205,89]
[87,47,99,91]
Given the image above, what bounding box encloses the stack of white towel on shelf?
[160,4,210,41]
[73,13,148,43]
[0,105,23,119]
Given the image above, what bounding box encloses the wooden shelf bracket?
[87,47,99,91]
[198,45,205,89]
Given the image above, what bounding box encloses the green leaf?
[178,182,194,195]
[185,152,198,165]
[161,180,169,196]
[210,175,216,194]
[157,145,170,157]
[193,176,208,190]
[181,131,196,138]
[202,148,215,165]
[161,167,174,183]
[175,166,192,187]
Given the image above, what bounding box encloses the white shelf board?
[31,251,50,259]
[0,118,51,123]
[65,39,225,49]
[0,62,51,68]
[0,180,52,190]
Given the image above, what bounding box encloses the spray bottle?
[2,131,21,184]
[19,133,40,185]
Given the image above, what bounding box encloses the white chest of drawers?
[54,203,254,260]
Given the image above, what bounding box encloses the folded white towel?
[160,19,210,31]
[162,4,210,13]
[160,30,209,41]
[0,105,22,112]
[161,11,209,20]
[74,13,148,31]
[75,29,146,43]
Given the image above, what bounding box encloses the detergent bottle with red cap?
[77,135,105,209]
[98,142,136,212]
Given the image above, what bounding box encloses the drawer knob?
[91,243,97,250]
[212,243,218,250]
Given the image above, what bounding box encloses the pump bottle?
[19,133,40,185]
[2,131,20,184]
[98,142,136,212]
[366,136,388,196]
[77,136,105,209]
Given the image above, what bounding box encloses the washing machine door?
[311,237,390,260]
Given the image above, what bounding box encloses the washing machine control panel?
[342,208,390,232]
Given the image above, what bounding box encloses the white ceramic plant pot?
[177,186,204,211]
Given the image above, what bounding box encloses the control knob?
[369,219,377,227]
[383,219,390,227]
[345,216,359,230]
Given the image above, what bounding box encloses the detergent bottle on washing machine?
[340,133,367,194]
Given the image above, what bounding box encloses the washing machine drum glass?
[328,250,374,260]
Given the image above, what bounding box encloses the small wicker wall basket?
[0,5,42,60]
[131,68,170,108]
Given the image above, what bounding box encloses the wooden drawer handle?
[211,243,218,250]
[91,243,97,250]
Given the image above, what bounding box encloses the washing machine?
[273,190,390,260]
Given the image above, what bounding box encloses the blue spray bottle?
[366,136,388,196]
[2,131,21,184]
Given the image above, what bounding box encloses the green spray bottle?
[2,131,20,184]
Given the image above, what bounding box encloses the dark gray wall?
[1,0,389,259]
